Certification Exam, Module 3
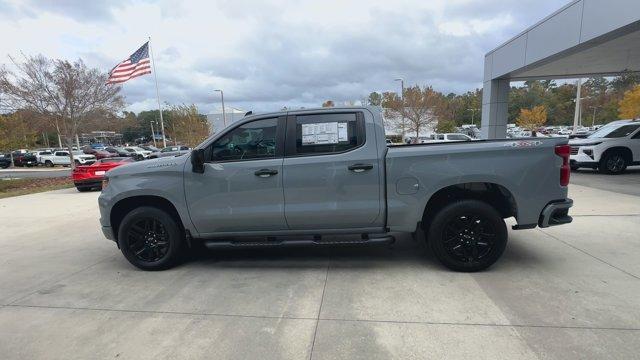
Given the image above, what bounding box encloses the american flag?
[107,42,152,84]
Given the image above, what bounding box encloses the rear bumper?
[538,199,573,228]
[74,180,103,188]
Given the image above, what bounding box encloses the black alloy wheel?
[442,214,496,264]
[126,218,170,263]
[117,206,183,270]
[427,200,507,272]
[600,152,627,174]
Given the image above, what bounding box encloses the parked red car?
[72,157,133,191]
[82,146,115,160]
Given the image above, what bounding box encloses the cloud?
[0,0,569,113]
[26,0,130,22]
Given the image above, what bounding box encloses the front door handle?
[254,168,278,177]
[348,163,374,173]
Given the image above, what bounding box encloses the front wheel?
[427,200,507,272]
[599,152,627,174]
[45,160,54,167]
[117,206,184,270]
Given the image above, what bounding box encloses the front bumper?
[570,159,598,169]
[539,199,573,228]
[101,225,115,241]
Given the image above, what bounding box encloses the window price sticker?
[302,122,348,145]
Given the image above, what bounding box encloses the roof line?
[485,0,582,56]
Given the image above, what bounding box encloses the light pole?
[467,108,479,125]
[394,78,405,140]
[214,89,227,128]
[572,79,583,134]
[150,121,157,148]
[589,105,600,127]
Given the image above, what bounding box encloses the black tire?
[427,199,507,272]
[570,164,579,171]
[76,186,91,192]
[599,151,627,175]
[117,206,184,271]
[45,160,54,168]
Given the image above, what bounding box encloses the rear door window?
[288,113,364,156]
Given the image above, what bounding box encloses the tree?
[383,85,443,141]
[516,105,547,134]
[0,112,38,151]
[618,85,640,119]
[166,104,210,147]
[322,100,335,107]
[0,55,124,166]
[367,92,382,106]
[436,119,456,133]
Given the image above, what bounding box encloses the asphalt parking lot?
[1,174,639,359]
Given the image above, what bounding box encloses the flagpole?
[148,36,167,148]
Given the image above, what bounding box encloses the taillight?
[555,144,570,186]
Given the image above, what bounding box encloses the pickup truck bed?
[99,106,573,272]
[386,138,571,232]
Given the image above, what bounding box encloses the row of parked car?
[1,144,191,169]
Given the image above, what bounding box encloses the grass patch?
[0,177,74,199]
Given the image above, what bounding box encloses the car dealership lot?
[0,176,639,359]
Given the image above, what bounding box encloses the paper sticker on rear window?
[301,122,345,145]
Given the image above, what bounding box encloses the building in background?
[482,0,640,139]
[206,106,246,135]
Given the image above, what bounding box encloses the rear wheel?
[45,160,54,167]
[427,200,507,272]
[117,206,184,270]
[599,151,627,174]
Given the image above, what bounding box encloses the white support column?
[481,78,510,139]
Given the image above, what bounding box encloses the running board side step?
[203,235,395,249]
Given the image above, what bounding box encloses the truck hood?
[106,155,189,177]
[569,137,612,145]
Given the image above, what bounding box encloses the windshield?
[588,123,640,138]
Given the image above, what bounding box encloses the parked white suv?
[429,133,474,142]
[569,119,640,174]
[41,150,96,167]
[123,147,152,160]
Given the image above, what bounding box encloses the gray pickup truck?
[98,107,573,272]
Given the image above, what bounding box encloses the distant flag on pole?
[107,42,152,84]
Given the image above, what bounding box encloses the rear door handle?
[348,163,374,173]
[254,168,278,177]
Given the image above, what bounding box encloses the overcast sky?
[0,0,568,114]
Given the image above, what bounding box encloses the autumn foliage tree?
[166,104,210,147]
[618,85,640,119]
[383,85,444,141]
[0,112,38,151]
[516,105,547,134]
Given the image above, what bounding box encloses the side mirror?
[191,149,205,173]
